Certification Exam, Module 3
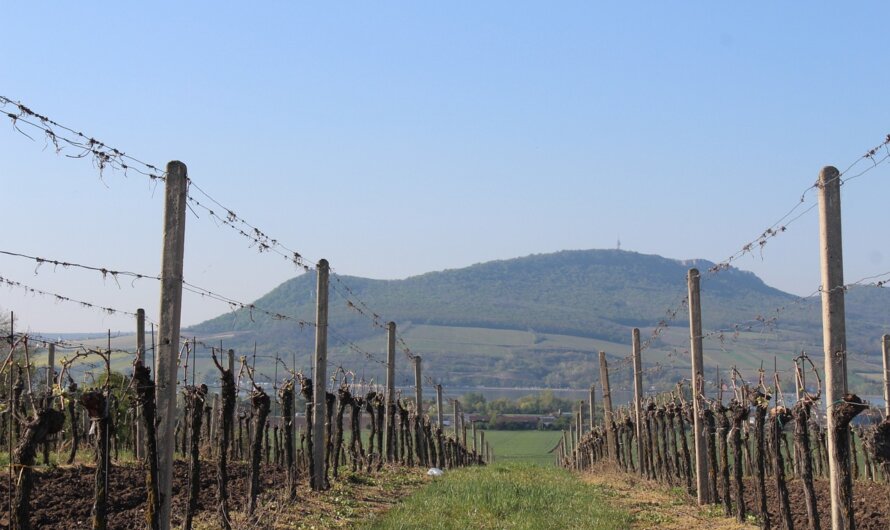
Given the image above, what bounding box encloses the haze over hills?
[184,249,890,393]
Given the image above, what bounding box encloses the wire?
[0,274,145,320]
[186,190,314,271]
[0,94,426,369]
[0,246,315,328]
[0,95,166,182]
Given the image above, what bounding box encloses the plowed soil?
[728,476,890,530]
[0,460,286,528]
[587,463,890,529]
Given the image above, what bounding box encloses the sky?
[2,2,890,334]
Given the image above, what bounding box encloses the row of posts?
[139,161,880,528]
[150,161,490,528]
[556,167,885,530]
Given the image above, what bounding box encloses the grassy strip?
[582,465,756,529]
[363,462,632,529]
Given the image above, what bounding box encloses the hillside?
[186,249,890,393]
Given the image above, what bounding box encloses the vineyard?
[1,88,890,530]
[0,96,489,529]
[0,326,484,529]
[561,304,890,529]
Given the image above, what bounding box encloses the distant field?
[483,430,563,466]
[23,319,887,395]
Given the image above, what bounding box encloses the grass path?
[359,430,753,529]
[362,463,632,529]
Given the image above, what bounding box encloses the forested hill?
[187,249,890,390]
[191,249,793,341]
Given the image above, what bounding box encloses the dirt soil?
[586,465,890,530]
[0,460,427,529]
[726,476,890,530]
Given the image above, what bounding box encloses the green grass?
[363,462,632,530]
[482,430,563,466]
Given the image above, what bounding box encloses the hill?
[184,249,890,394]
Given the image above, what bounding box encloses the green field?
[483,430,563,466]
[363,462,631,530]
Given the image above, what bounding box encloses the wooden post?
[588,385,595,433]
[135,308,145,461]
[156,161,188,528]
[632,328,644,477]
[414,356,422,415]
[436,384,444,428]
[882,335,890,418]
[384,321,396,462]
[312,259,329,490]
[599,351,616,458]
[818,166,855,529]
[688,268,710,504]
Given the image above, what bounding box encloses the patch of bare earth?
[0,461,428,529]
[582,465,756,530]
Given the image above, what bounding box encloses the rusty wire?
[0,95,166,182]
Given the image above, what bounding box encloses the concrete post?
[688,268,710,504]
[479,430,484,462]
[384,321,396,462]
[210,393,220,456]
[795,357,803,403]
[227,348,236,459]
[632,327,645,477]
[436,384,444,428]
[562,429,569,459]
[883,335,890,418]
[599,351,616,458]
[312,259,329,490]
[414,356,422,414]
[576,403,583,442]
[472,420,477,454]
[156,161,188,528]
[135,308,145,461]
[569,423,575,456]
[46,343,55,390]
[818,166,855,529]
[453,399,459,438]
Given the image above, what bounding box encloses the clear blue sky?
[2,2,890,333]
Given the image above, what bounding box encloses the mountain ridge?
[186,248,890,391]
